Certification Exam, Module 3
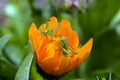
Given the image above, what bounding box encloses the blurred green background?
[0,0,120,80]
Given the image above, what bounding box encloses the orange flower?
[29,16,93,76]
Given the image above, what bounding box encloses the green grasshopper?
[60,36,78,57]
[40,22,77,57]
[40,20,60,35]
[60,36,72,56]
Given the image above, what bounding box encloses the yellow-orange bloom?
[29,16,93,76]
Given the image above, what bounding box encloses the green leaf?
[4,44,24,66]
[102,77,106,80]
[30,57,43,80]
[0,34,12,55]
[14,48,34,80]
[0,58,17,80]
[61,70,76,80]
[78,0,120,40]
[87,30,120,78]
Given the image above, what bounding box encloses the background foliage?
[0,0,120,80]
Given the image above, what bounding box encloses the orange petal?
[39,23,46,30]
[68,31,79,49]
[43,43,55,58]
[68,57,82,71]
[57,56,71,75]
[29,23,41,52]
[41,57,60,75]
[39,57,54,74]
[39,17,58,30]
[37,38,52,63]
[48,16,58,29]
[56,19,72,37]
[78,38,93,60]
[69,38,93,70]
[56,19,79,49]
[39,43,59,75]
